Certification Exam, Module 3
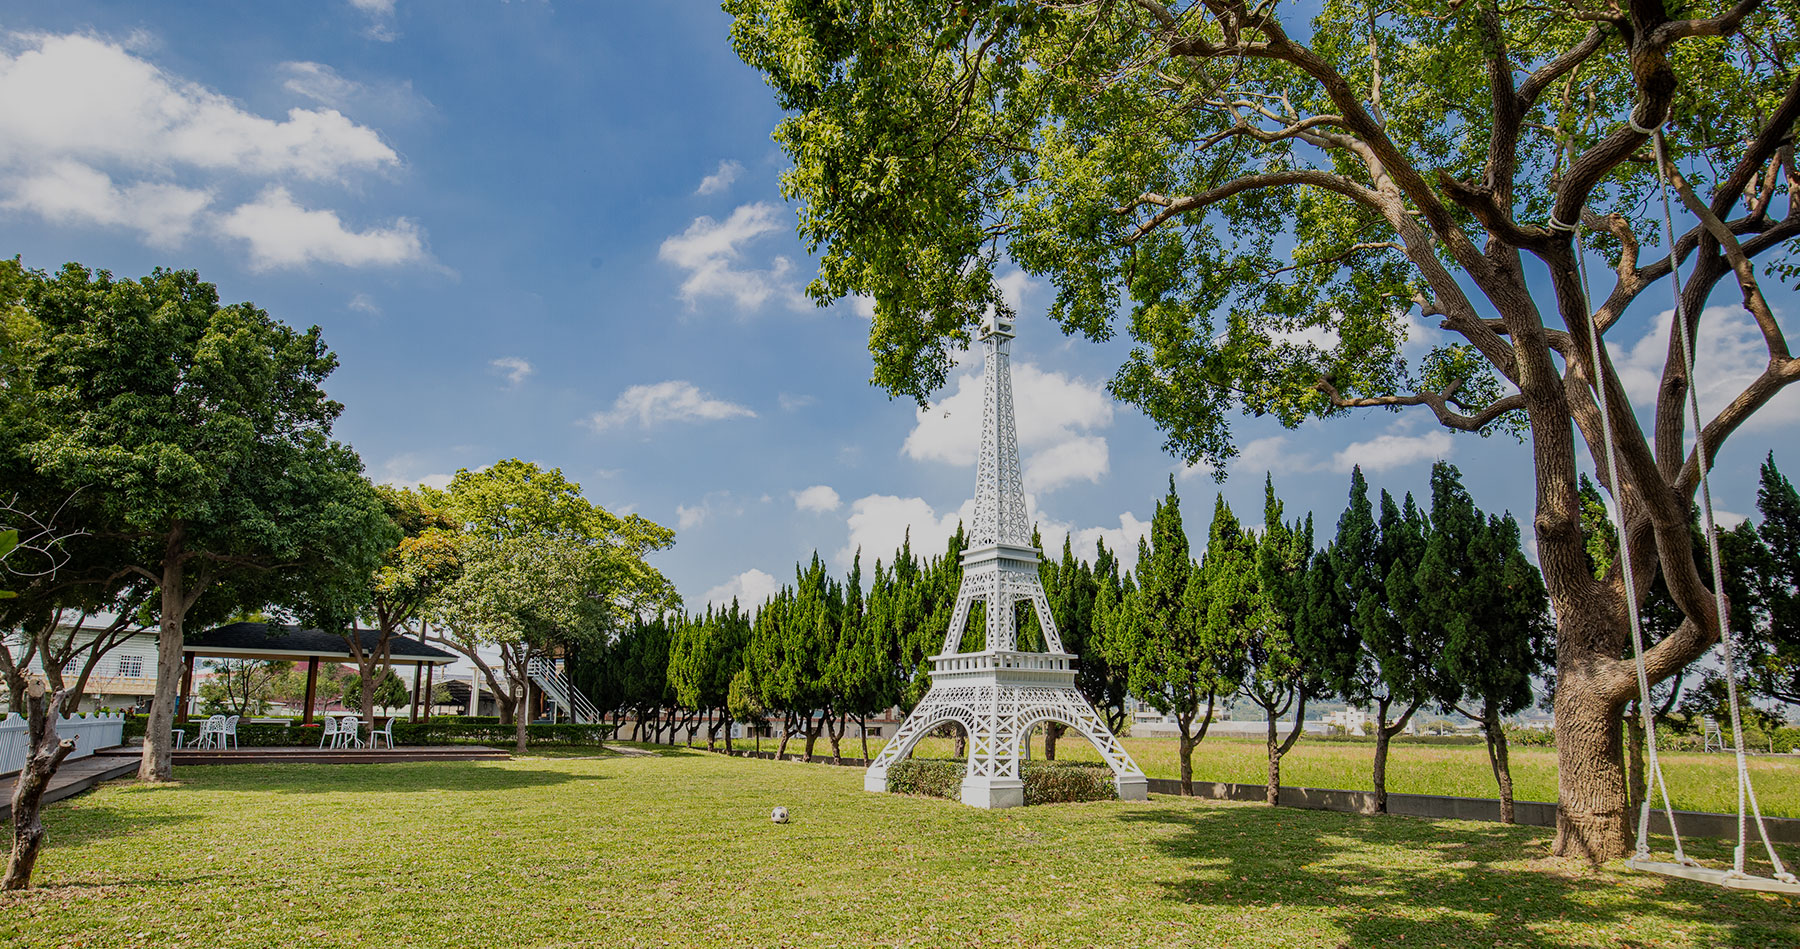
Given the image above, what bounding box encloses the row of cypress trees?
[569,462,1555,815]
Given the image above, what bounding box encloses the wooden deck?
[94,744,512,766]
[0,748,139,824]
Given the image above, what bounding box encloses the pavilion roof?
[182,623,458,666]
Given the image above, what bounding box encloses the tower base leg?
[1115,774,1149,801]
[961,776,1025,809]
[864,767,889,794]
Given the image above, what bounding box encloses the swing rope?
[1648,126,1795,885]
[1562,173,1689,871]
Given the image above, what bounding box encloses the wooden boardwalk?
[0,749,138,824]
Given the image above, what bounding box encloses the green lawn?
[852,734,1800,818]
[3,751,1796,948]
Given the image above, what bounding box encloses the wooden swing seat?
[1626,858,1800,895]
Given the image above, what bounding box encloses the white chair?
[196,715,226,749]
[336,716,363,749]
[317,716,339,748]
[368,717,396,749]
[223,715,240,750]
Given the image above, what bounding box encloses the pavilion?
[178,622,458,724]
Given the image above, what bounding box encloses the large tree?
[428,460,676,752]
[728,0,1799,860]
[1,261,393,783]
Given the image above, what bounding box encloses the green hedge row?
[884,758,1117,804]
[391,721,616,745]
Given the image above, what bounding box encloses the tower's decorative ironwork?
[864,315,1148,807]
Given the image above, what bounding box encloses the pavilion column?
[178,653,196,724]
[423,663,435,721]
[410,663,422,723]
[301,658,320,725]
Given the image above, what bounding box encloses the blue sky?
[2,1,1795,615]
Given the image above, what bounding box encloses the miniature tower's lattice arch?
[864,315,1147,808]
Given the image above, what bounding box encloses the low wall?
[712,748,1800,844]
[0,711,126,775]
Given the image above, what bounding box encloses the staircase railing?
[525,656,601,724]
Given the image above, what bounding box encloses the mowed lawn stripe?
[1,751,1794,948]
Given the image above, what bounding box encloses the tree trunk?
[1372,697,1423,815]
[953,726,966,759]
[140,535,190,783]
[859,714,869,762]
[803,715,820,762]
[5,685,76,891]
[775,715,792,760]
[1177,726,1196,797]
[514,688,529,755]
[1481,700,1517,825]
[1044,721,1062,761]
[827,713,844,765]
[1265,711,1281,806]
[1552,664,1631,862]
[1625,703,1647,821]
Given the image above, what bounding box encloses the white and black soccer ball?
[771,806,789,824]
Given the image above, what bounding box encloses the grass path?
[3,750,1796,948]
[848,734,1800,818]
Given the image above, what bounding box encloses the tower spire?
[863,314,1146,808]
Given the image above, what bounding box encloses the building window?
[866,727,882,737]
[117,655,144,678]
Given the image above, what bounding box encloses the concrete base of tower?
[863,767,889,794]
[960,776,1025,809]
[1115,774,1149,801]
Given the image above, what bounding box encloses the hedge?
[121,715,615,747]
[885,758,1117,804]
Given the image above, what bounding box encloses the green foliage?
[341,669,409,713]
[390,721,615,746]
[885,758,1117,804]
[0,529,15,599]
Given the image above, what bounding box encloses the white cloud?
[792,485,841,513]
[490,356,534,387]
[1611,304,1800,433]
[852,295,877,321]
[677,504,709,530]
[703,568,781,612]
[217,187,427,270]
[348,0,400,41]
[1036,512,1152,575]
[1712,509,1749,530]
[903,361,1115,494]
[0,33,424,269]
[838,494,971,568]
[1331,430,1453,472]
[696,159,743,196]
[0,33,398,179]
[348,292,381,315]
[588,380,756,431]
[658,202,807,312]
[778,393,816,412]
[377,453,452,491]
[280,61,430,121]
[3,161,209,246]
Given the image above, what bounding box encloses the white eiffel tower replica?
[864,313,1148,808]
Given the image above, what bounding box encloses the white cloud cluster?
[378,453,453,491]
[490,356,534,387]
[837,494,973,568]
[349,0,400,41]
[904,362,1116,493]
[658,202,807,312]
[589,380,756,431]
[1182,428,1452,480]
[218,187,424,270]
[0,32,425,269]
[1611,304,1800,432]
[696,159,742,196]
[1331,430,1453,473]
[792,485,841,513]
[702,568,781,612]
[1035,512,1152,574]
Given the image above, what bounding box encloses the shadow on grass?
[1121,802,1800,949]
[165,761,607,797]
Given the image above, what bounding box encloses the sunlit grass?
[861,734,1800,818]
[5,752,1793,948]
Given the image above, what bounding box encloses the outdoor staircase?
[526,656,601,724]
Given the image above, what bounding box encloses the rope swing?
[1566,108,1798,895]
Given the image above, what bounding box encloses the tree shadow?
[160,761,609,797]
[1120,801,1800,948]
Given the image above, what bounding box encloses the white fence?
[0,711,126,775]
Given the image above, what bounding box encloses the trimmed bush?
[391,721,616,746]
[1021,761,1116,804]
[886,758,964,799]
[884,758,1117,804]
